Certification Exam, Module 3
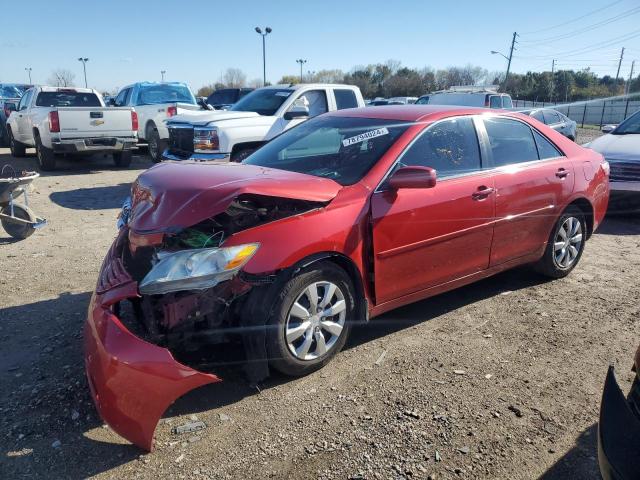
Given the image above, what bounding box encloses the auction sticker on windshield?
[342,127,389,147]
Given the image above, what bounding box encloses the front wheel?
[267,262,355,377]
[1,204,36,239]
[147,129,166,163]
[534,206,586,278]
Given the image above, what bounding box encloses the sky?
[1,0,639,93]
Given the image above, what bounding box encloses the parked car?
[6,86,137,170]
[85,105,609,451]
[0,84,27,146]
[110,82,203,162]
[415,86,513,109]
[520,108,578,141]
[387,96,418,104]
[367,99,403,106]
[584,110,640,211]
[206,88,254,110]
[597,344,640,480]
[164,83,365,162]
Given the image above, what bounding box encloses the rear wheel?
[534,206,586,278]
[8,128,26,158]
[1,204,36,239]
[147,128,166,163]
[35,134,56,170]
[267,262,355,377]
[113,150,132,168]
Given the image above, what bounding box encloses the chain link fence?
[513,94,640,127]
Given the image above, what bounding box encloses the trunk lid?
[57,107,134,138]
[129,162,341,232]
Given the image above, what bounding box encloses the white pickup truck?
[6,86,137,170]
[110,82,204,162]
[163,84,365,162]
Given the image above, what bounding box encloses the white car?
[6,86,137,170]
[163,84,365,162]
[584,110,640,199]
[111,82,203,162]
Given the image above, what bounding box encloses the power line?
[520,0,623,34]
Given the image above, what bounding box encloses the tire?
[147,128,166,163]
[1,204,36,239]
[267,262,355,377]
[534,206,586,278]
[35,134,56,171]
[0,124,7,147]
[231,147,257,163]
[8,128,26,158]
[113,150,132,168]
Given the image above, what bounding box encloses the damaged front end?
[85,186,328,450]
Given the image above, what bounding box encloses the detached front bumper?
[597,366,640,480]
[84,272,221,451]
[161,149,231,162]
[53,136,137,154]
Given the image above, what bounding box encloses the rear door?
[481,116,575,266]
[371,116,495,303]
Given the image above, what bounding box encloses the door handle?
[555,168,570,178]
[472,186,495,200]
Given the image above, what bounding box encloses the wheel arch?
[145,120,157,138]
[567,197,595,239]
[231,141,265,156]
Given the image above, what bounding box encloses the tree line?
[199,61,640,101]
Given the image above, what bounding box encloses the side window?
[400,117,482,178]
[298,90,328,117]
[543,110,560,125]
[483,117,539,167]
[114,89,128,107]
[19,90,32,110]
[489,96,502,108]
[533,130,562,160]
[502,96,513,109]
[279,127,341,159]
[415,96,429,105]
[531,110,545,122]
[334,89,358,110]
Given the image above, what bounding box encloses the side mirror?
[389,166,437,190]
[284,97,310,120]
[601,124,617,133]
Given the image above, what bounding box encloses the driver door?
[370,116,495,304]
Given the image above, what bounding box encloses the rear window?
[334,89,359,110]
[543,110,561,125]
[35,91,101,107]
[137,84,196,105]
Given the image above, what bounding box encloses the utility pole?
[626,60,636,95]
[296,59,307,83]
[615,47,625,85]
[503,31,518,91]
[25,67,32,84]
[550,59,556,102]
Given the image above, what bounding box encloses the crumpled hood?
[129,162,342,233]
[587,133,640,161]
[168,110,260,127]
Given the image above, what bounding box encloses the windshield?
[613,111,640,135]
[35,91,102,107]
[207,89,238,105]
[230,88,292,115]
[0,85,23,99]
[137,84,196,105]
[243,116,409,185]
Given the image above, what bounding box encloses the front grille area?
[609,160,640,182]
[168,126,194,154]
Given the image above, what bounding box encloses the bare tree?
[196,84,215,97]
[248,78,263,88]
[47,69,76,87]
[222,68,247,88]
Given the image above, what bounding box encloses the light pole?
[77,57,89,87]
[255,27,272,86]
[161,70,166,82]
[491,32,518,90]
[296,59,307,83]
[25,67,32,84]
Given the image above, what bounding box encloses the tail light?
[131,111,139,131]
[602,160,610,176]
[49,111,60,133]
[167,105,177,117]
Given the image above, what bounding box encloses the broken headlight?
[139,243,259,295]
[193,126,219,153]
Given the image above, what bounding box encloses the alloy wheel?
[285,281,346,361]
[553,216,583,269]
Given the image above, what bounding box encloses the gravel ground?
[1,132,639,480]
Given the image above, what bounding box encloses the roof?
[327,105,502,122]
[39,86,96,93]
[265,83,359,90]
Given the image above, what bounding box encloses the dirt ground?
[1,128,639,480]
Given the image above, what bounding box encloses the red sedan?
[84,105,609,450]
